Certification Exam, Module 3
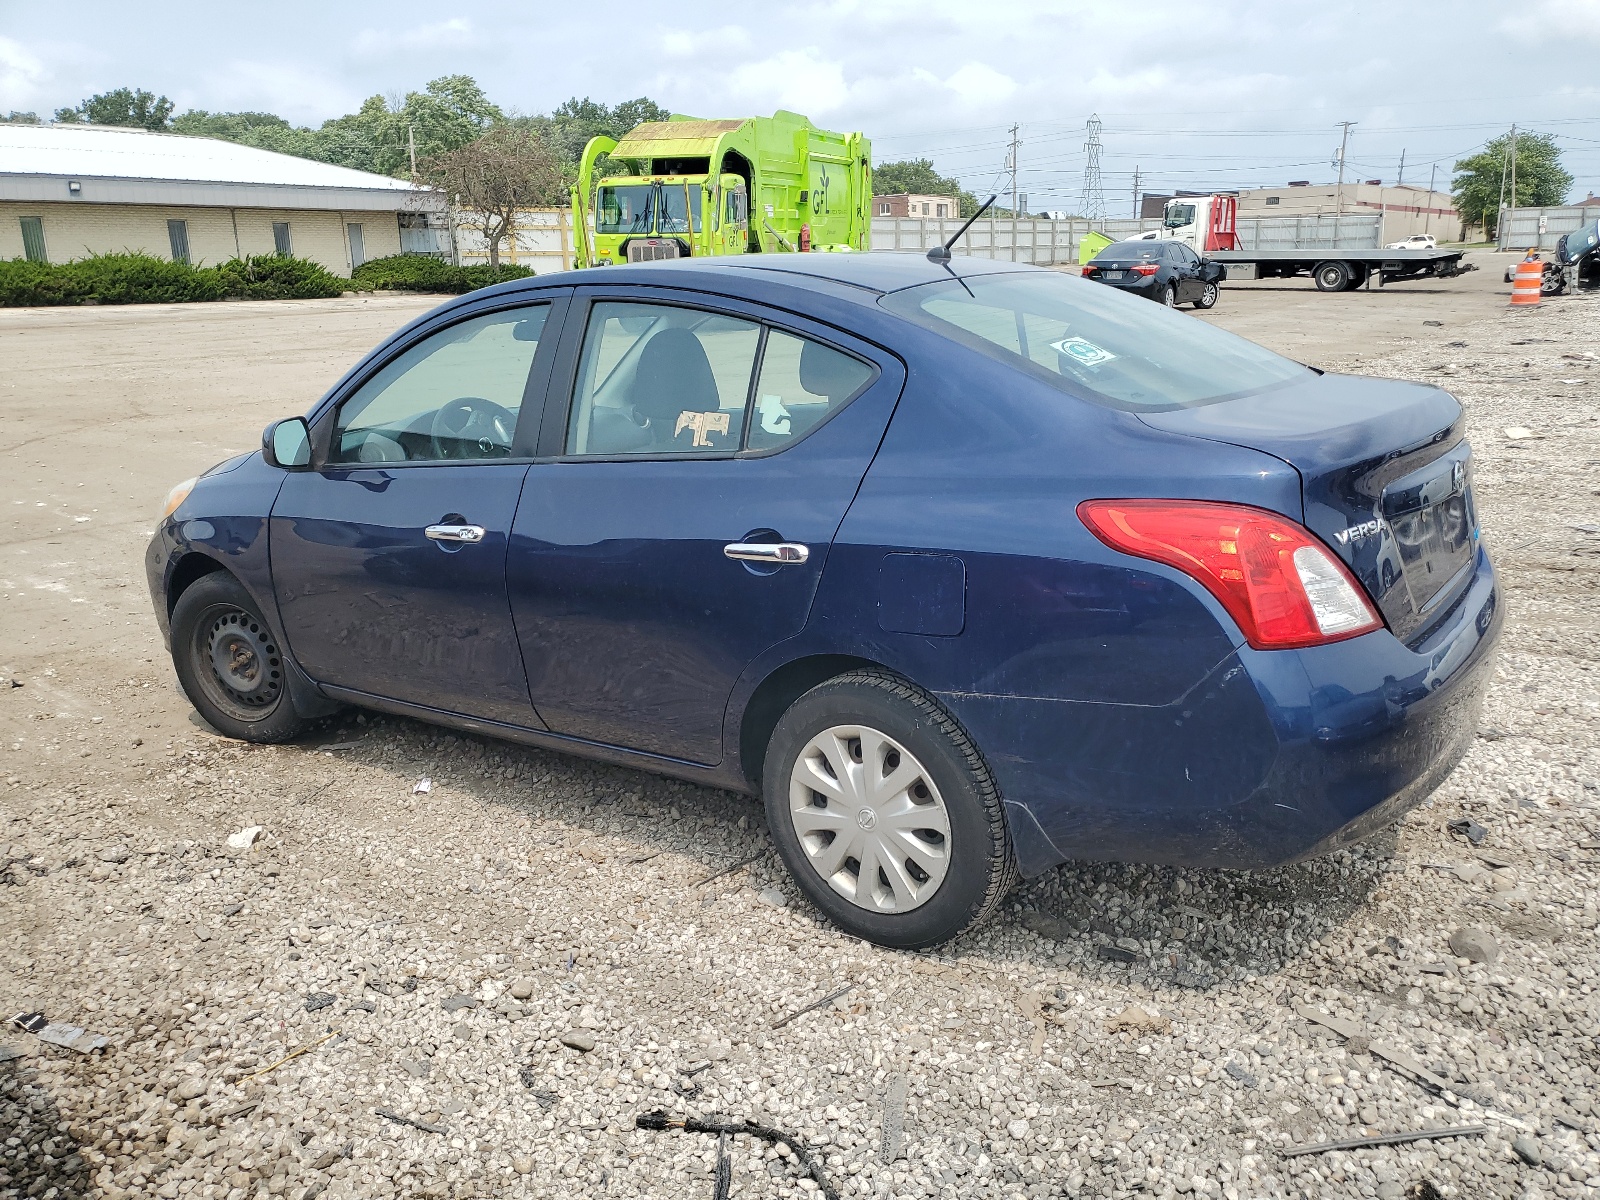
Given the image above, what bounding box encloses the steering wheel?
[429,397,516,460]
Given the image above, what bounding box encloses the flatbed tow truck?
[1157,194,1475,292]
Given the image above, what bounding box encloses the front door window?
[333,307,547,463]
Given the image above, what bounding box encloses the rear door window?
[747,331,875,452]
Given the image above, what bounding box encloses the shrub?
[0,252,346,306]
[213,254,344,300]
[352,253,535,294]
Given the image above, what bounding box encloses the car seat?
[629,328,725,449]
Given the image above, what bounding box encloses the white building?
[0,124,447,276]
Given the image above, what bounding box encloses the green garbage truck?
[571,110,871,267]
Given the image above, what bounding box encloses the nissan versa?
[147,253,1500,949]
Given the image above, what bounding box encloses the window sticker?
[674,410,731,447]
[1049,337,1118,368]
[757,393,792,436]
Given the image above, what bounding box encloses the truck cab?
[1159,195,1240,252]
[591,173,749,264]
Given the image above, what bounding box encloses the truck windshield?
[596,185,653,234]
[881,271,1309,411]
[657,184,691,234]
[1165,203,1196,228]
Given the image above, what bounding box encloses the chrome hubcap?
[788,725,951,913]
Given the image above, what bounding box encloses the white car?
[1384,234,1437,250]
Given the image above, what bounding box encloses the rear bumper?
[942,545,1502,875]
[1088,276,1162,300]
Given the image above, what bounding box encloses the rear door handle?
[724,542,809,565]
[425,523,487,544]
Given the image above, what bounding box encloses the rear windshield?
[1092,246,1160,262]
[880,271,1309,411]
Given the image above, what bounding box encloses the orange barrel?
[1511,259,1543,306]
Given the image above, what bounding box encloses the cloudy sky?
[3,0,1597,207]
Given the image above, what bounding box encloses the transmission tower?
[1081,114,1105,221]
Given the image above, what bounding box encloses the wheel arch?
[165,551,229,616]
[737,653,887,790]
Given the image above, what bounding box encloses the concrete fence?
[1498,205,1600,252]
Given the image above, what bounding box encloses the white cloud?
[661,25,753,59]
[0,36,50,112]
[351,19,480,59]
[723,49,851,116]
[192,61,362,125]
[940,63,1018,106]
[1500,0,1600,41]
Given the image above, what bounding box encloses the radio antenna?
[927,194,998,263]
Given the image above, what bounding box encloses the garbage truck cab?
[572,111,870,267]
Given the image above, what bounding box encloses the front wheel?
[762,671,1015,948]
[169,572,308,743]
[1192,281,1219,309]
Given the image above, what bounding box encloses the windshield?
[1165,203,1197,228]
[881,272,1309,411]
[597,185,653,234]
[657,184,691,234]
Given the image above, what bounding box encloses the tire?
[1162,283,1178,307]
[1192,281,1219,310]
[762,670,1016,948]
[1314,261,1352,291]
[1540,267,1563,295]
[169,572,308,743]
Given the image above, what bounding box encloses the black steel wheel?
[1314,261,1353,292]
[169,572,308,742]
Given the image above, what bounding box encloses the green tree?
[518,95,671,167]
[376,75,504,176]
[1452,131,1573,238]
[419,125,564,266]
[170,110,293,141]
[3,111,40,124]
[56,87,174,130]
[872,158,982,216]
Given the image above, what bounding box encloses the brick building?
[0,124,446,276]
[874,193,959,219]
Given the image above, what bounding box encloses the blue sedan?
[147,253,1500,948]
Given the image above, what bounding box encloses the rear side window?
[748,331,874,451]
[882,272,1308,411]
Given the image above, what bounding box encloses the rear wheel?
[1192,281,1219,309]
[1314,260,1353,291]
[1162,283,1178,307]
[762,671,1015,948]
[170,572,307,743]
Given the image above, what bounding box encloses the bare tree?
[420,125,564,268]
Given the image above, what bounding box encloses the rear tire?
[1192,281,1219,309]
[169,572,308,743]
[1162,283,1178,307]
[762,671,1015,949]
[1314,260,1353,291]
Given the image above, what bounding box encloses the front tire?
[1192,281,1219,309]
[762,671,1015,948]
[169,572,308,743]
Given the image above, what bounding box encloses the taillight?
[1132,263,1160,276]
[1081,265,1098,276]
[1077,499,1383,650]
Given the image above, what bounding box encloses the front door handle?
[425,523,487,544]
[724,542,809,565]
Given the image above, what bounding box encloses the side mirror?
[262,417,312,469]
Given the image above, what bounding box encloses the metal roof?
[0,123,442,212]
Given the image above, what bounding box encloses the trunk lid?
[1139,372,1478,644]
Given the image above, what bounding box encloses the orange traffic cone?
[1511,258,1543,306]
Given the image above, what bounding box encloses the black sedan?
[1083,239,1224,309]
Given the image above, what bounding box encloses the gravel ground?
[3,286,1598,1200]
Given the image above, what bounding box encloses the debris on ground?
[412,777,432,794]
[879,1072,908,1163]
[771,983,853,1030]
[1105,1005,1170,1035]
[636,1111,840,1200]
[1280,1124,1485,1158]
[1447,926,1500,964]
[374,1107,448,1135]
[225,825,263,849]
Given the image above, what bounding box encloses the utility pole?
[1508,122,1517,218]
[1131,165,1142,219]
[1425,162,1437,234]
[1397,149,1405,186]
[1007,124,1020,217]
[408,124,418,181]
[1333,120,1356,217]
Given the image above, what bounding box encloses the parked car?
[1082,240,1225,309]
[149,254,1501,948]
[1385,234,1438,250]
